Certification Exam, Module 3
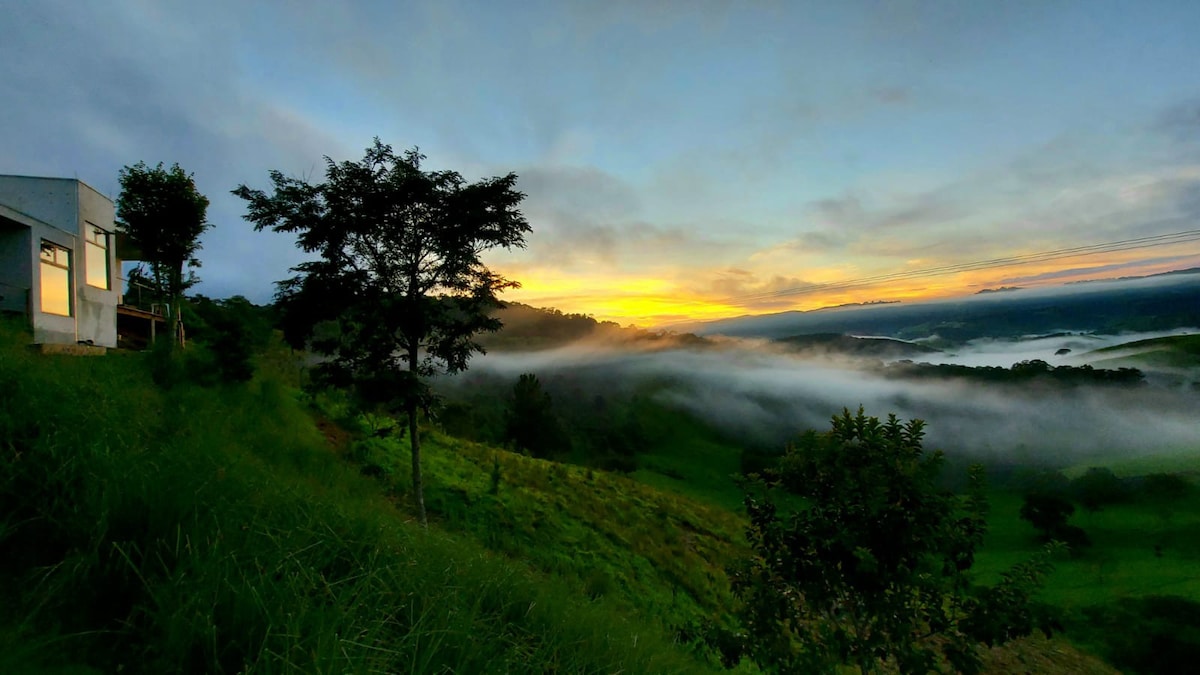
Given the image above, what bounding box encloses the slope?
[0,321,705,673]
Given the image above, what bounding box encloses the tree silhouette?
[234,139,529,525]
[1020,492,1090,553]
[504,373,570,458]
[116,161,211,345]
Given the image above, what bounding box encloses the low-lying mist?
[446,331,1200,467]
[907,328,1198,368]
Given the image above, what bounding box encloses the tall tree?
[116,162,211,345]
[233,139,529,525]
[504,373,570,459]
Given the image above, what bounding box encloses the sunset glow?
[500,244,1200,327]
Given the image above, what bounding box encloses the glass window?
[39,241,71,316]
[85,225,109,289]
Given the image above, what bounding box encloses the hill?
[479,302,711,350]
[0,322,709,673]
[685,274,1200,344]
[0,319,1135,674]
[1084,333,1200,370]
[774,332,941,359]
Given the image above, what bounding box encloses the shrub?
[732,409,1054,674]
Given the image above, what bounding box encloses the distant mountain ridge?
[685,272,1200,345]
[774,333,941,359]
[481,302,710,350]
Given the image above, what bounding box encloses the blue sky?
[3,0,1200,324]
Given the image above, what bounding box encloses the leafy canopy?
[504,373,570,459]
[116,161,211,301]
[233,139,529,410]
[732,408,1055,674]
[233,139,529,525]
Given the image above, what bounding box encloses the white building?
[0,175,120,348]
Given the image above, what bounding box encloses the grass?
[0,314,1181,673]
[629,406,749,512]
[972,476,1200,673]
[1084,333,1200,370]
[329,395,749,638]
[974,490,1200,608]
[1064,449,1200,478]
[0,321,705,673]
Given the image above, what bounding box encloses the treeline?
[437,373,650,473]
[138,294,278,387]
[881,358,1145,386]
[479,302,711,350]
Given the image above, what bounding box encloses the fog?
[899,328,1199,368]
[450,331,1200,466]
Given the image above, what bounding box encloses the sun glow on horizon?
[497,246,1200,328]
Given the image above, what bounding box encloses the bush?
[732,409,1054,674]
[1074,596,1200,674]
[1070,467,1128,513]
[1020,492,1090,554]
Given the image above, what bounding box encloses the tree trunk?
[168,296,182,347]
[408,348,427,527]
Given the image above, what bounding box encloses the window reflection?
[86,225,109,289]
[39,241,71,316]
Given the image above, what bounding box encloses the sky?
[3,0,1200,327]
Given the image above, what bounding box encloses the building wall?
[0,176,79,232]
[29,220,78,345]
[75,181,118,347]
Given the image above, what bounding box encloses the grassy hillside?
[1085,333,1200,370]
[341,422,746,635]
[0,318,1141,674]
[0,322,705,673]
[774,333,941,359]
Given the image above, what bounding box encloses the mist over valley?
[444,276,1200,470]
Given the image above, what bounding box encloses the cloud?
[995,255,1200,286]
[1156,97,1200,146]
[807,191,962,233]
[702,269,819,306]
[0,1,362,301]
[505,163,740,270]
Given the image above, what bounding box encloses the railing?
[118,276,166,316]
[116,276,186,346]
[0,281,29,316]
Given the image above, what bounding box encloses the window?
[85,224,110,289]
[39,241,71,316]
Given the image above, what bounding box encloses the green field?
[1084,333,1200,370]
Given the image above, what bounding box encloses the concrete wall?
[75,181,118,347]
[30,220,78,345]
[0,176,79,234]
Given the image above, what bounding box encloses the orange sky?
[496,245,1200,328]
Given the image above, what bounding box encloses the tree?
[1019,492,1075,540]
[233,139,529,526]
[116,162,211,345]
[731,408,1055,674]
[1019,492,1091,554]
[187,295,274,384]
[1070,467,1127,514]
[504,373,569,459]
